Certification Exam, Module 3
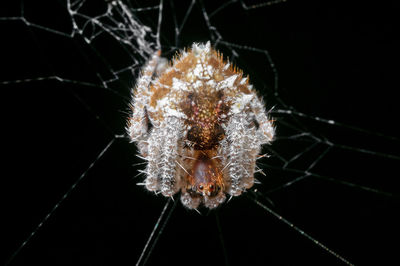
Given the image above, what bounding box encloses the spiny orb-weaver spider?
[127,42,274,209]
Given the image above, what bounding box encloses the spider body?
[128,42,274,209]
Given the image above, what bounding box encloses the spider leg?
[127,51,161,156]
[221,113,256,196]
[159,117,184,197]
[204,192,226,209]
[222,94,274,196]
[144,127,162,191]
[180,191,201,209]
[250,96,275,144]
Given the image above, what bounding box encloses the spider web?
[1,0,399,265]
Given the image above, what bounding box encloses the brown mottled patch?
[149,69,182,108]
[237,84,251,94]
[175,53,197,73]
[150,84,169,108]
[158,69,181,87]
[208,55,223,70]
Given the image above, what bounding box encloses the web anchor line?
[250,195,354,266]
[136,198,177,266]
[258,162,398,198]
[5,139,115,266]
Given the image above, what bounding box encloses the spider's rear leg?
[127,51,168,156]
[250,97,275,144]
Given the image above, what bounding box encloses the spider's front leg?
[143,128,162,191]
[159,117,184,197]
[144,117,184,197]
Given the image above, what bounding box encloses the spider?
[127,42,274,209]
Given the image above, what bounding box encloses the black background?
[1,0,400,265]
